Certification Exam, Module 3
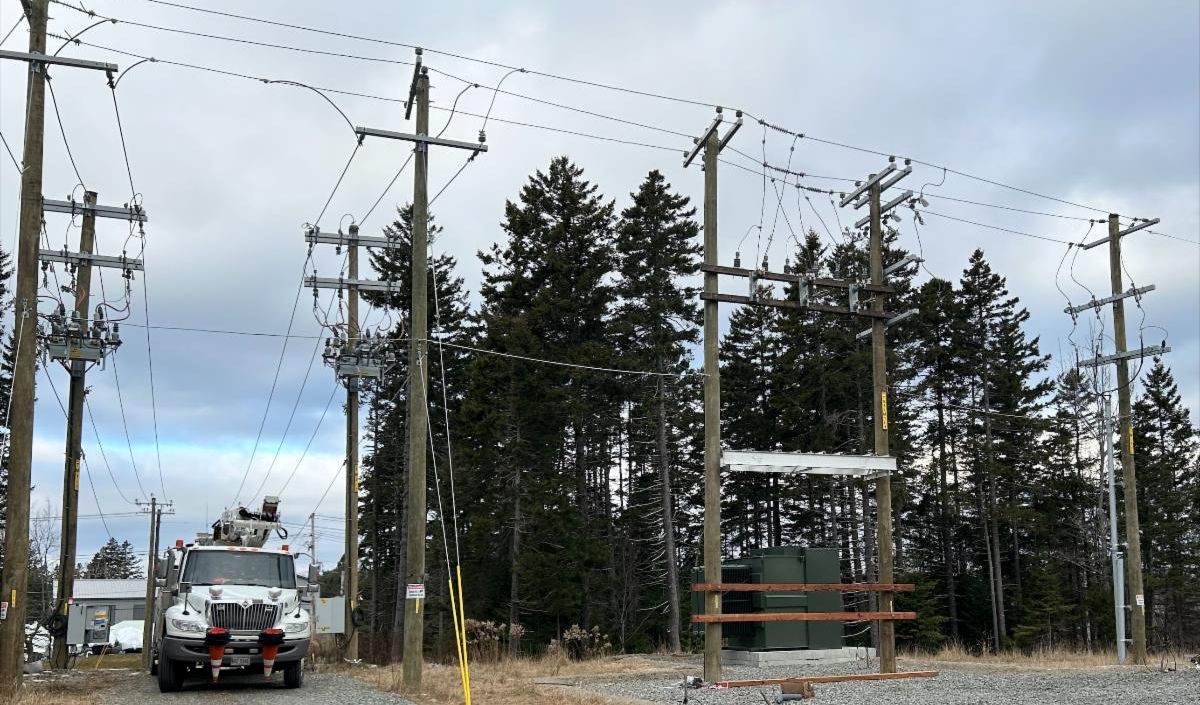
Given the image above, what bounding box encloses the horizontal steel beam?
[700,291,892,318]
[856,307,920,340]
[700,264,893,293]
[692,582,915,593]
[683,113,723,168]
[723,449,895,476]
[853,166,913,209]
[39,250,144,270]
[854,190,913,229]
[692,611,917,623]
[838,162,897,207]
[355,126,488,153]
[1080,218,1161,250]
[1065,285,1156,315]
[305,275,400,293]
[43,198,148,222]
[304,227,402,249]
[1078,344,1170,368]
[0,49,117,72]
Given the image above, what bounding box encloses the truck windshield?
[182,551,297,589]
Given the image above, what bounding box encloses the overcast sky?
[1,0,1197,575]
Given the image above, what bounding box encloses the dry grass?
[72,653,143,671]
[917,643,1119,669]
[360,653,687,705]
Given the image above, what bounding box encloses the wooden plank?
[699,291,894,319]
[719,670,938,689]
[700,264,895,294]
[691,611,916,623]
[691,582,915,593]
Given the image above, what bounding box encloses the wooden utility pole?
[402,67,431,689]
[139,496,157,670]
[701,122,722,684]
[867,181,897,674]
[345,233,361,661]
[1106,213,1145,664]
[1071,212,1164,665]
[0,0,48,691]
[49,190,95,669]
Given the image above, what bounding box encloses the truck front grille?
[207,601,280,632]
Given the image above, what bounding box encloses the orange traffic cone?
[205,628,231,683]
[259,628,285,680]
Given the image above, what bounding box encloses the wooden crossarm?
[691,582,915,593]
[717,670,939,688]
[691,611,916,623]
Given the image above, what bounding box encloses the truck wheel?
[283,659,304,689]
[157,657,185,692]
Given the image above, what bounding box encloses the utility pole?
[137,497,172,669]
[1099,386,1126,663]
[345,232,361,661]
[867,180,896,674]
[351,49,485,688]
[50,190,95,669]
[42,192,142,670]
[686,107,741,684]
[402,66,431,690]
[693,153,915,681]
[0,5,120,687]
[1074,213,1164,665]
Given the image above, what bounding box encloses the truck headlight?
[170,618,206,634]
[283,621,309,634]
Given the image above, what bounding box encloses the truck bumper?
[160,635,309,668]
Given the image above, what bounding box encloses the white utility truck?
[149,497,315,692]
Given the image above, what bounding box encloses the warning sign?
[1135,594,1145,607]
[406,584,426,600]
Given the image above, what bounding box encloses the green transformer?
[692,547,843,651]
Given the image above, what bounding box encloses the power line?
[274,383,339,498]
[0,130,20,172]
[84,399,137,505]
[41,361,113,537]
[139,273,167,500]
[917,209,1073,245]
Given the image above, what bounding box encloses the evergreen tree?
[1132,359,1199,649]
[84,538,144,579]
[460,156,616,646]
[610,170,700,651]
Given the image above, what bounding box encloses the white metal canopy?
[722,450,895,478]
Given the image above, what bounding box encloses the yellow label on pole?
[1127,426,1134,456]
[10,589,16,607]
[881,390,889,430]
[74,463,80,492]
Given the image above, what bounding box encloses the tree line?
[1,156,1196,660]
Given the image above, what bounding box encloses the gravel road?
[49,669,416,705]
[583,658,1200,705]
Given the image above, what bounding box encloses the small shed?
[61,579,146,646]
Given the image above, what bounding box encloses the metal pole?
[701,127,722,684]
[402,67,431,689]
[868,180,896,673]
[1,1,48,689]
[141,497,157,670]
[1107,213,1146,664]
[50,190,96,669]
[1102,392,1126,663]
[344,232,360,661]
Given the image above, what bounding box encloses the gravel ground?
[28,668,416,705]
[582,658,1200,704]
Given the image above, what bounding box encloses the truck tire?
[157,657,185,692]
[283,659,304,689]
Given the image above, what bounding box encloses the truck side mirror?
[307,564,320,586]
[155,557,169,580]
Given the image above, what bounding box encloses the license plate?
[230,655,251,667]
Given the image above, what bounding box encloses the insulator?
[733,251,741,268]
[762,255,769,270]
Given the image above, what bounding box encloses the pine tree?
[610,170,700,651]
[460,156,616,646]
[956,249,1051,650]
[84,538,144,579]
[1132,359,1199,649]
